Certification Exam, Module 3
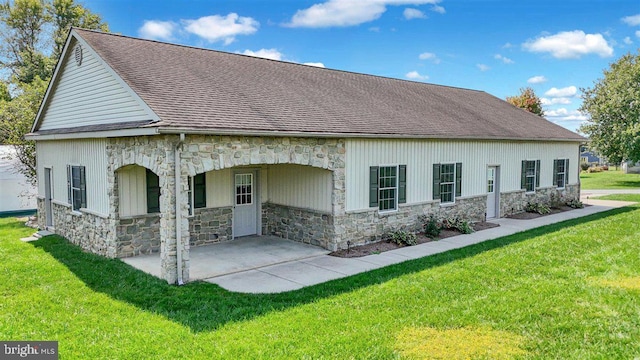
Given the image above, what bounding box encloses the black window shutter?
[80,166,87,208]
[369,166,379,208]
[535,160,541,188]
[67,165,72,205]
[432,164,441,200]
[521,160,527,190]
[455,162,462,197]
[553,159,559,187]
[194,173,206,208]
[564,159,569,186]
[398,165,407,204]
[146,169,160,213]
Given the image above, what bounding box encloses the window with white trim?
[369,165,406,211]
[521,160,540,192]
[67,165,86,211]
[432,163,462,204]
[554,159,569,188]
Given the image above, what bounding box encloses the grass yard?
[593,194,640,202]
[580,169,640,189]
[2,206,640,359]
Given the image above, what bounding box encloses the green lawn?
[580,169,640,189]
[594,194,640,202]
[2,207,640,359]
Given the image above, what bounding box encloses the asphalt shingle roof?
[74,29,584,141]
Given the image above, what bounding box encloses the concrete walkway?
[206,201,634,293]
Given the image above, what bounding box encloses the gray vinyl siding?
[38,38,154,131]
[117,165,148,217]
[345,139,579,212]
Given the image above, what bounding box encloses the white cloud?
[527,75,548,84]
[545,108,588,122]
[139,20,177,41]
[404,8,426,20]
[544,86,577,97]
[431,5,445,14]
[622,14,640,26]
[368,26,380,32]
[418,52,441,64]
[285,0,439,28]
[624,36,633,45]
[540,97,572,105]
[241,48,283,61]
[502,42,513,48]
[240,49,325,67]
[476,64,490,71]
[406,71,429,80]
[523,30,613,59]
[494,54,514,64]
[184,13,259,45]
[637,30,640,38]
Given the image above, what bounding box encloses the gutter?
[175,133,185,285]
[157,127,585,143]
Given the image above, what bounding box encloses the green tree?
[0,0,108,186]
[506,87,545,117]
[0,77,46,181]
[579,51,640,164]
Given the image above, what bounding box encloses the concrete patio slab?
[355,252,412,267]
[123,235,330,280]
[205,269,304,293]
[257,260,345,286]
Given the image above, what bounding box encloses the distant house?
[580,146,605,166]
[27,29,585,284]
[0,145,37,215]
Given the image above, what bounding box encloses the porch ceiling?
[121,236,329,281]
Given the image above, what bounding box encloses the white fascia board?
[25,127,159,141]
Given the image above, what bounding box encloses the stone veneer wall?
[262,203,334,249]
[335,195,487,250]
[189,206,233,246]
[500,184,580,217]
[49,202,116,257]
[116,214,161,257]
[36,198,46,230]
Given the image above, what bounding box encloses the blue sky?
[84,0,640,133]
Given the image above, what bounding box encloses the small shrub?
[580,162,590,171]
[566,199,584,209]
[423,215,441,239]
[441,216,474,234]
[525,202,551,215]
[387,230,417,246]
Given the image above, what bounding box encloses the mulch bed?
[329,222,500,258]
[506,204,590,220]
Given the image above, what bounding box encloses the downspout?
[175,133,185,285]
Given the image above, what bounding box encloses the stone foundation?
[335,195,487,250]
[49,202,116,258]
[36,197,46,230]
[262,203,334,249]
[188,206,233,246]
[500,184,580,217]
[116,214,161,257]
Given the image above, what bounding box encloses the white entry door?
[44,167,53,228]
[486,166,499,219]
[233,172,257,237]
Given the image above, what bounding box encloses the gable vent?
[74,45,83,66]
